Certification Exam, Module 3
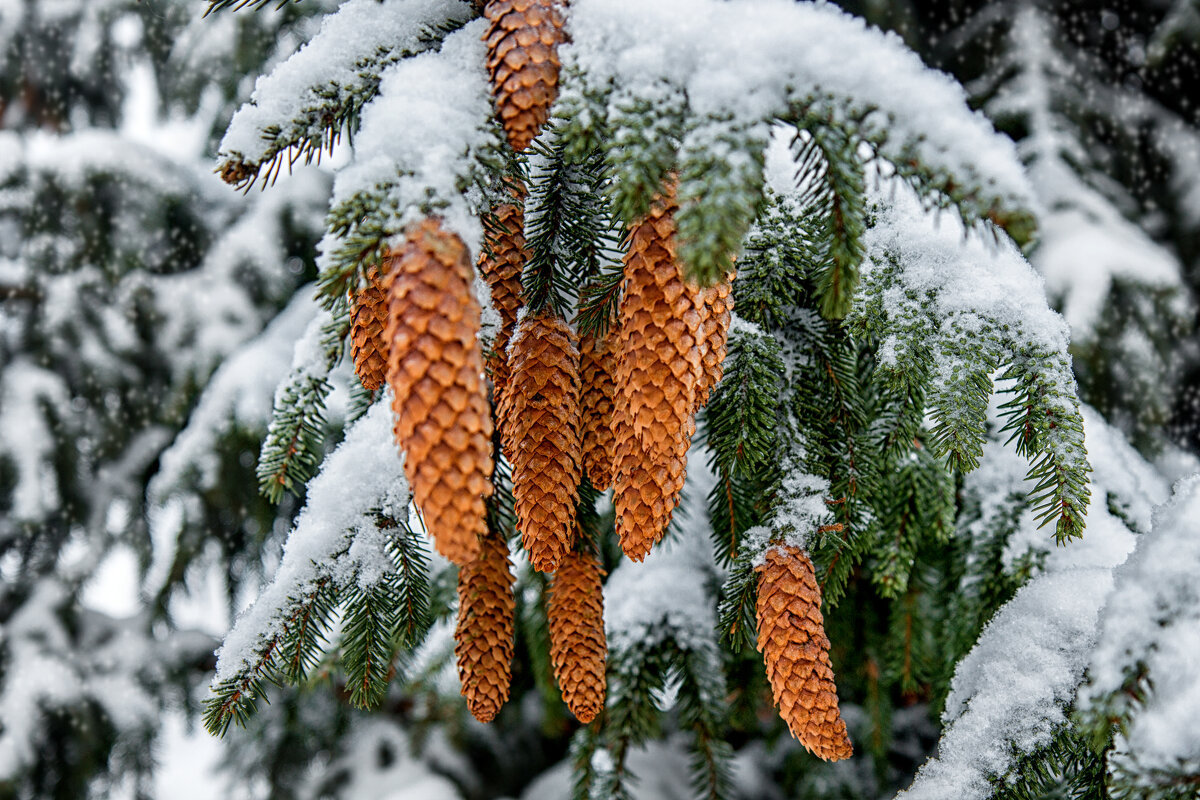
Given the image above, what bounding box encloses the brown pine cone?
[547,549,607,722]
[756,544,853,762]
[580,333,616,491]
[693,271,736,412]
[384,218,494,566]
[483,0,567,151]
[454,533,516,723]
[350,268,390,392]
[480,196,528,457]
[612,187,704,561]
[508,311,582,572]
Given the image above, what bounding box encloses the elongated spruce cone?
[481,198,528,457]
[508,312,582,572]
[385,219,494,566]
[694,272,736,412]
[612,187,704,560]
[547,549,607,722]
[756,545,853,762]
[455,533,516,722]
[350,269,390,392]
[580,333,616,491]
[483,0,566,151]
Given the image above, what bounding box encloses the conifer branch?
[792,123,868,319]
[256,302,349,502]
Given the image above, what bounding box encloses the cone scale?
[483,0,566,152]
[350,269,390,392]
[580,332,617,491]
[612,187,706,561]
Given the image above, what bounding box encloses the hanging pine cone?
[612,186,705,561]
[580,332,616,491]
[384,218,494,566]
[547,549,607,723]
[350,268,390,392]
[508,311,582,572]
[483,0,567,151]
[693,271,736,412]
[480,195,528,457]
[756,544,853,762]
[454,533,516,723]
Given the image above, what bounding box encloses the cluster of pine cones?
[344,0,852,761]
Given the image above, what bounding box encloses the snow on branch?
[206,401,411,729]
[217,0,473,186]
[1078,474,1200,785]
[897,408,1167,800]
[854,176,1090,542]
[317,19,496,307]
[560,0,1037,274]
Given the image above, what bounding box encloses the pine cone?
[547,549,607,722]
[350,269,390,392]
[693,271,736,412]
[756,545,853,762]
[483,0,566,151]
[455,533,516,723]
[612,187,704,560]
[580,332,616,491]
[385,218,494,566]
[508,311,582,572]
[480,197,528,457]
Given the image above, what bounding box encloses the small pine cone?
[756,545,853,762]
[350,269,390,392]
[612,187,704,560]
[693,271,736,412]
[455,533,516,723]
[483,0,567,151]
[385,218,494,566]
[547,549,607,722]
[580,333,617,491]
[508,311,582,572]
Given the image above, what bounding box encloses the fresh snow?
[213,401,412,685]
[218,0,472,168]
[898,407,1169,800]
[1079,474,1200,775]
[321,20,494,263]
[564,0,1034,213]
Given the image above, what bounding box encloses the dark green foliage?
[573,634,732,800]
[257,301,349,503]
[991,727,1106,800]
[524,136,621,317]
[676,121,768,286]
[706,327,786,480]
[605,90,687,225]
[792,123,868,319]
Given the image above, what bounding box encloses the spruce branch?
[791,123,868,320]
[257,302,349,503]
[676,119,769,286]
[340,580,400,709]
[524,135,620,318]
